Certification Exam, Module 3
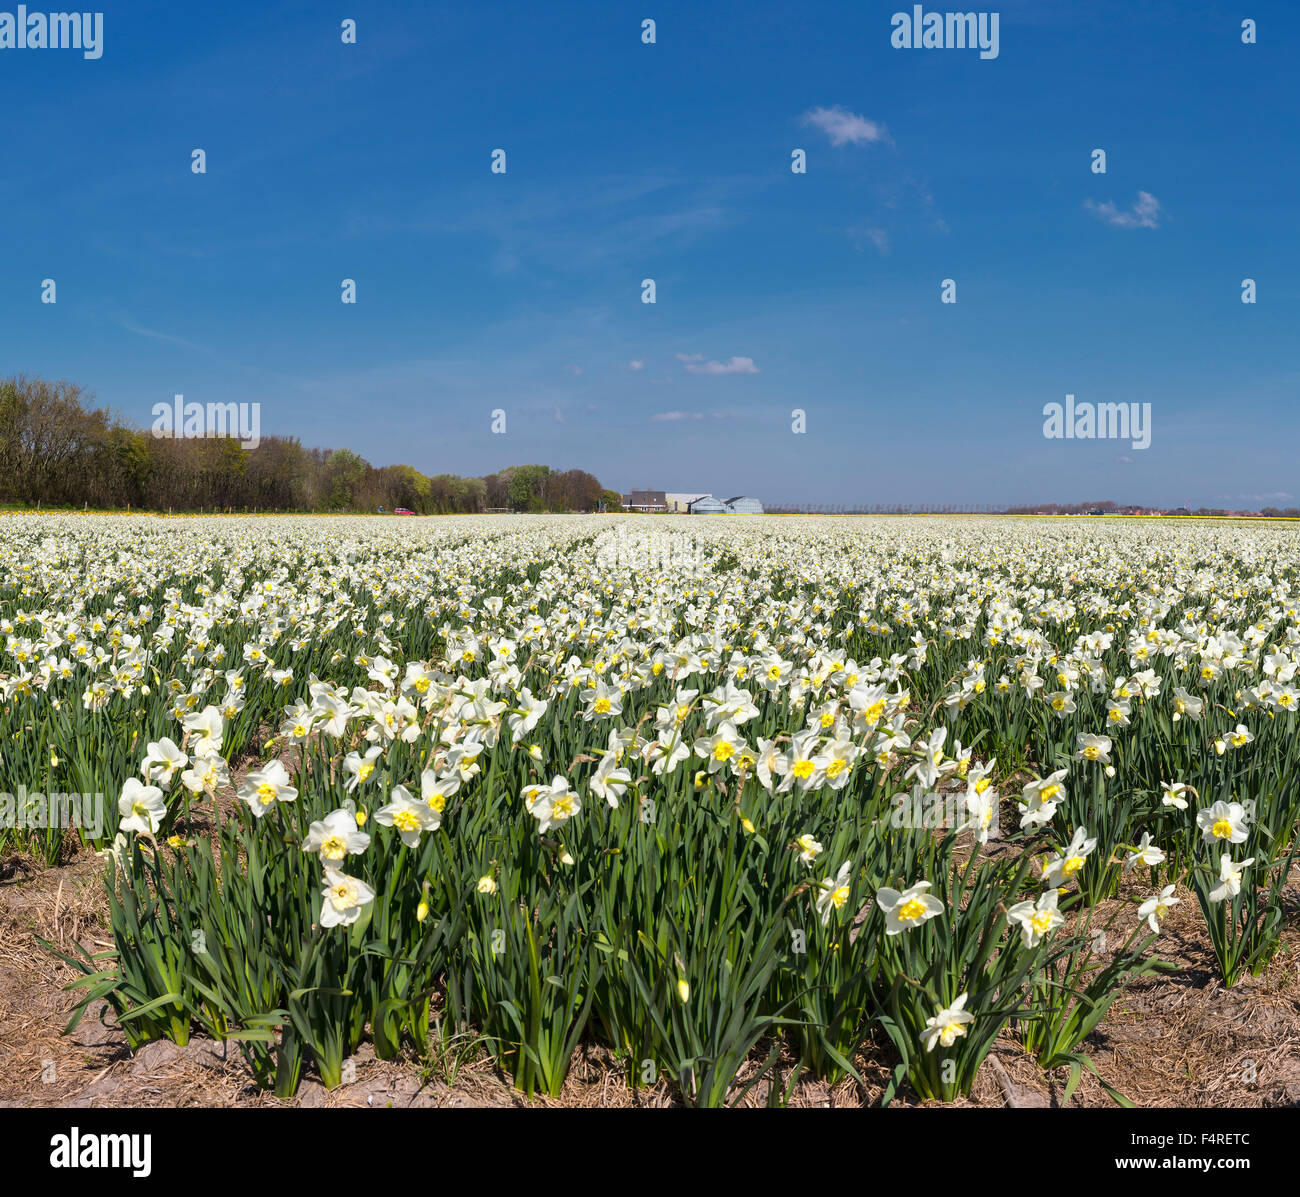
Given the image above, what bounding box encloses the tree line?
[0,376,611,513]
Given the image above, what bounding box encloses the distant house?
[723,495,764,515]
[622,489,667,512]
[666,492,710,514]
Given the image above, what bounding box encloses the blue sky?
[3,0,1297,508]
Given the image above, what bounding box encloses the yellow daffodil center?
[897,898,928,923]
[328,881,357,910]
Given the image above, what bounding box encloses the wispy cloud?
[849,224,890,254]
[877,171,948,235]
[562,364,584,375]
[1231,491,1294,503]
[406,174,739,275]
[683,356,759,375]
[1085,190,1163,229]
[802,105,892,148]
[119,317,212,355]
[650,410,730,422]
[627,359,645,371]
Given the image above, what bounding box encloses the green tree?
[507,464,552,512]
[323,448,369,509]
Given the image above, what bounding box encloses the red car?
[393,508,415,516]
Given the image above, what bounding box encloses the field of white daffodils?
[3,513,1299,1107]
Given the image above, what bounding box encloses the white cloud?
[627,359,645,371]
[802,105,891,148]
[562,364,584,375]
[650,410,705,421]
[683,356,759,376]
[674,352,704,362]
[1085,190,1163,230]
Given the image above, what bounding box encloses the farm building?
[688,495,728,514]
[666,492,711,513]
[689,495,764,514]
[621,489,667,512]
